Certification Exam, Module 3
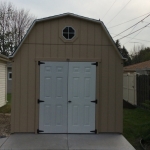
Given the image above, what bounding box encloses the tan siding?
[95,46,101,59]
[80,45,87,58]
[27,44,36,132]
[14,51,21,132]
[58,45,65,58]
[36,23,44,44]
[80,21,87,44]
[101,29,111,45]
[88,46,94,58]
[115,55,123,133]
[36,44,43,57]
[95,24,102,45]
[101,46,109,131]
[20,44,28,132]
[72,45,79,58]
[43,45,50,57]
[11,61,15,132]
[43,21,51,44]
[66,45,72,58]
[51,45,58,57]
[107,46,116,132]
[50,20,59,44]
[88,22,95,45]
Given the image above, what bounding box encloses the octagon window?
[63,27,75,40]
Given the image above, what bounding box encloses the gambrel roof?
[9,13,125,59]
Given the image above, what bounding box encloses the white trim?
[8,72,12,80]
[9,13,125,60]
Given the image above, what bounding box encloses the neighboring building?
[7,63,12,93]
[0,54,10,107]
[9,13,124,134]
[124,60,150,75]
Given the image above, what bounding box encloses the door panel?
[39,62,68,133]
[68,62,96,133]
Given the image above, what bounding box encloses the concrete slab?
[0,137,8,147]
[0,134,135,150]
[68,134,135,150]
[0,134,68,150]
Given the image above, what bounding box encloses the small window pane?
[63,33,68,39]
[63,27,68,33]
[69,34,74,39]
[69,27,74,33]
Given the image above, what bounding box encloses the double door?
[39,62,96,133]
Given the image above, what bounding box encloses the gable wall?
[11,16,123,133]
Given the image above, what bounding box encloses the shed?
[0,54,10,107]
[9,13,124,134]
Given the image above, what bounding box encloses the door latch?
[68,100,72,103]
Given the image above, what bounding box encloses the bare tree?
[0,2,35,56]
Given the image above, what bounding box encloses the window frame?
[8,72,12,80]
[62,26,75,40]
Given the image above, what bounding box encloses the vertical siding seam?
[13,61,15,132]
[19,52,21,132]
[107,47,109,132]
[27,44,29,132]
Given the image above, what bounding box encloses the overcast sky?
[3,0,150,53]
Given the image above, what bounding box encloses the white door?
[39,62,96,133]
[39,62,68,133]
[68,62,96,133]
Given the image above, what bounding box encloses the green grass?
[123,108,150,150]
[0,93,11,113]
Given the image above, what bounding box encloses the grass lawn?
[0,93,11,113]
[123,108,150,150]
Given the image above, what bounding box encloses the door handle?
[68,100,72,103]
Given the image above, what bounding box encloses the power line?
[111,33,150,42]
[102,0,118,19]
[118,23,150,40]
[108,12,150,28]
[107,0,133,24]
[113,13,150,38]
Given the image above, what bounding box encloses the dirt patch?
[0,113,11,137]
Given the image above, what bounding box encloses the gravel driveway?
[0,113,11,137]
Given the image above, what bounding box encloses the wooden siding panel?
[115,55,123,133]
[51,45,58,57]
[66,45,72,58]
[43,21,51,44]
[80,21,88,44]
[72,45,79,58]
[36,23,44,44]
[20,44,28,132]
[88,23,94,45]
[107,46,116,132]
[27,44,36,132]
[36,44,43,58]
[11,61,15,133]
[14,51,21,132]
[43,45,50,57]
[80,45,87,58]
[101,46,109,131]
[88,46,94,58]
[58,45,65,58]
[95,24,102,45]
[28,27,36,43]
[101,29,111,45]
[95,46,101,59]
[51,20,59,44]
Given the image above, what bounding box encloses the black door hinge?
[91,99,97,104]
[90,129,97,134]
[38,61,45,65]
[91,62,98,66]
[37,129,44,133]
[38,99,45,104]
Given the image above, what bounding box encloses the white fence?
[123,73,137,105]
